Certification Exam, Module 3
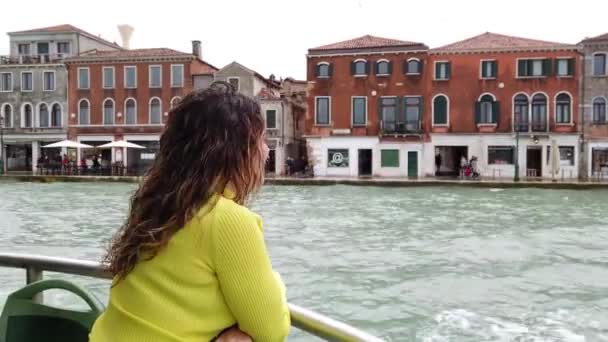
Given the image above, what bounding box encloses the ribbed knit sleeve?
[211,204,290,342]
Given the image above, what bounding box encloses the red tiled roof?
[8,24,120,49]
[309,35,425,52]
[81,48,192,58]
[581,32,608,43]
[257,88,280,100]
[433,32,576,52]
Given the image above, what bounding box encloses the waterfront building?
[214,62,300,175]
[64,40,216,174]
[305,35,429,177]
[0,25,120,173]
[425,32,582,180]
[579,32,608,179]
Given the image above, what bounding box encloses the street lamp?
[514,112,520,182]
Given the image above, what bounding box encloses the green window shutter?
[492,101,500,124]
[364,61,370,75]
[518,60,527,77]
[568,58,575,76]
[435,62,440,79]
[419,96,424,125]
[388,61,393,74]
[381,150,399,167]
[434,96,447,124]
[402,60,408,74]
[351,61,356,75]
[492,61,498,77]
[374,62,379,75]
[315,64,320,77]
[378,97,383,125]
[328,63,333,77]
[446,63,451,79]
[475,102,481,124]
[543,59,552,76]
[419,60,424,74]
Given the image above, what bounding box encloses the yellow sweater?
[89,190,290,342]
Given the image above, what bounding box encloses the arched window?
[513,94,529,132]
[316,62,331,78]
[149,98,162,124]
[555,93,571,124]
[78,99,90,125]
[170,96,181,110]
[593,97,607,123]
[531,94,548,131]
[375,60,391,75]
[406,58,422,75]
[1,104,12,128]
[351,59,368,76]
[432,95,448,125]
[39,103,49,127]
[103,99,115,125]
[476,94,498,124]
[125,98,137,125]
[22,104,32,128]
[51,103,62,127]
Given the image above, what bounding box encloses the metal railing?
[0,252,384,342]
[0,54,68,65]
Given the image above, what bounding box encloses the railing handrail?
[0,252,384,342]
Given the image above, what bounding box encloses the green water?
[1,181,607,341]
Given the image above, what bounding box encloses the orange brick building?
[65,44,216,174]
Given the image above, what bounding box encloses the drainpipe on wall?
[579,47,587,181]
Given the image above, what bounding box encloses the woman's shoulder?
[211,196,263,231]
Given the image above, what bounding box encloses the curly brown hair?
[104,81,267,281]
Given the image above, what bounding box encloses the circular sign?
[332,152,344,164]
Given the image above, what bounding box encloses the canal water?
[0,181,607,341]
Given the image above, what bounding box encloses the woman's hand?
[215,326,252,342]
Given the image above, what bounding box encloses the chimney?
[117,24,134,49]
[192,40,202,60]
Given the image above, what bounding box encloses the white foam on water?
[421,308,592,342]
[489,188,504,192]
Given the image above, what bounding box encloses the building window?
[149,98,162,124]
[103,67,115,89]
[124,66,137,89]
[51,103,62,127]
[103,99,115,125]
[78,99,90,125]
[556,58,574,77]
[171,64,184,87]
[593,97,607,123]
[531,94,548,131]
[316,62,331,78]
[488,146,514,165]
[481,60,497,79]
[22,104,32,128]
[518,59,551,77]
[43,71,55,91]
[327,149,349,168]
[125,98,137,125]
[555,93,571,124]
[37,42,49,55]
[39,103,49,127]
[514,94,530,132]
[149,65,162,88]
[18,44,30,55]
[476,94,498,124]
[547,146,575,166]
[21,72,33,91]
[315,96,330,125]
[375,60,391,75]
[57,42,70,55]
[1,104,12,128]
[1,72,13,92]
[266,109,277,129]
[227,77,239,91]
[78,68,90,89]
[381,149,399,167]
[404,97,421,132]
[351,59,368,76]
[170,96,181,109]
[352,97,367,126]
[433,95,448,125]
[380,97,398,132]
[593,53,607,76]
[406,59,422,75]
[435,62,450,80]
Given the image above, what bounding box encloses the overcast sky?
[1,0,606,79]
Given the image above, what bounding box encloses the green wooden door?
[407,151,418,178]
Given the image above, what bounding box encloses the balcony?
[380,120,421,135]
[0,54,68,65]
[514,121,547,133]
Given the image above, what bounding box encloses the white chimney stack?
[117,24,134,49]
[192,40,202,60]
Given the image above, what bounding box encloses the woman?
[90,81,290,342]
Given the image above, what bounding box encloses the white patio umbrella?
[97,140,146,149]
[41,140,93,149]
[550,139,560,181]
